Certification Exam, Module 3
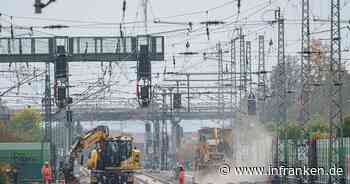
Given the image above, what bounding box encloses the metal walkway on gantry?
[0,36,164,63]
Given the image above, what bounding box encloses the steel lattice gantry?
[300,0,311,126]
[0,36,164,62]
[246,41,252,93]
[274,8,288,184]
[276,8,287,132]
[329,0,345,183]
[257,35,266,123]
[239,28,246,99]
[300,0,313,183]
[0,35,165,174]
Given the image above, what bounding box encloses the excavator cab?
[102,136,141,170]
[90,136,141,184]
[64,126,141,184]
[103,137,133,168]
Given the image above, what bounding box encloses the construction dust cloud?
[193,116,273,184]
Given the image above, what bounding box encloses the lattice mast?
[300,0,311,126]
[328,0,345,183]
[274,8,287,177]
[239,28,246,100]
[246,41,252,93]
[257,35,266,122]
[299,1,313,182]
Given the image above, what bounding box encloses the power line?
[153,0,236,20]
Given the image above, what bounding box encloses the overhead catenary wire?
[1,0,350,115]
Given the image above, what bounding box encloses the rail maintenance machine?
[63,126,142,184]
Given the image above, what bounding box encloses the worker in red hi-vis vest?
[41,161,53,184]
[178,165,185,184]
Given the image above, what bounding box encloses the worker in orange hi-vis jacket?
[41,161,53,184]
[178,165,185,184]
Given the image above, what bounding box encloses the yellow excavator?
[64,125,141,184]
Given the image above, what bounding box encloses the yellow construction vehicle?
[194,127,232,171]
[64,126,141,184]
[0,163,12,184]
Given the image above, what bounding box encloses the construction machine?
[0,163,17,184]
[64,125,141,184]
[194,127,232,171]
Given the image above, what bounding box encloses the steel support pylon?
[300,0,312,183]
[231,37,238,161]
[328,0,345,183]
[153,120,160,169]
[246,41,252,93]
[276,8,287,128]
[145,122,152,168]
[231,37,238,109]
[257,35,266,123]
[239,28,246,99]
[44,61,54,174]
[161,90,169,170]
[300,0,311,124]
[217,42,225,143]
[274,8,287,184]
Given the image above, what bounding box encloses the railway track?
[134,172,174,184]
[76,167,268,184]
[134,171,270,184]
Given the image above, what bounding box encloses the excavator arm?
[64,125,109,184]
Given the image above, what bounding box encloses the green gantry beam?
[0,35,164,62]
